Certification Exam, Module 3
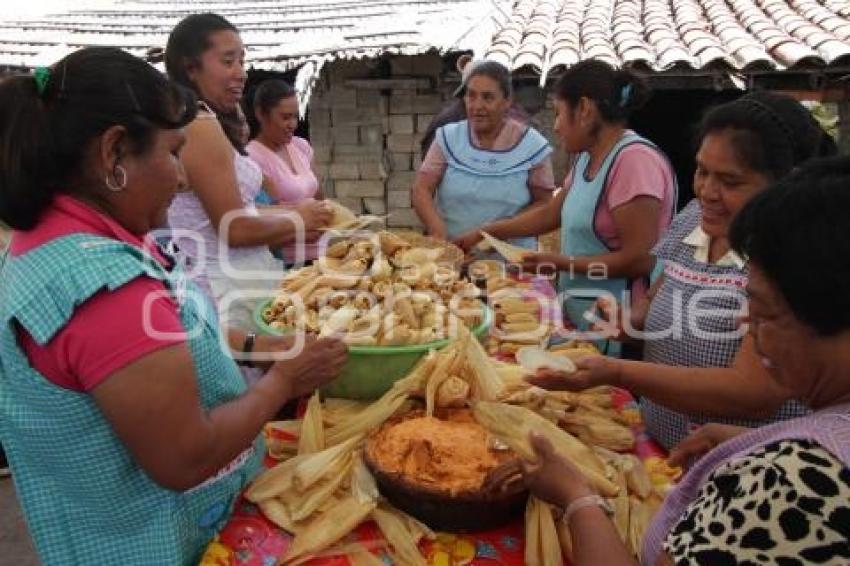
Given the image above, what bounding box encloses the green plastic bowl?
[253,300,492,400]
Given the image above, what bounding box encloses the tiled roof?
[0,0,499,70]
[486,0,850,81]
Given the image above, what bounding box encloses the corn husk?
[472,401,618,496]
[424,349,458,416]
[627,496,652,558]
[556,517,573,563]
[611,459,631,544]
[293,435,362,491]
[322,399,371,428]
[285,456,353,521]
[524,496,562,566]
[372,506,428,566]
[459,323,504,401]
[623,455,653,499]
[259,498,300,533]
[479,231,527,263]
[559,412,635,452]
[280,495,377,565]
[345,549,385,566]
[351,451,379,504]
[435,375,471,408]
[246,453,311,502]
[297,391,324,455]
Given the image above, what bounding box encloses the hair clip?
[33,67,51,97]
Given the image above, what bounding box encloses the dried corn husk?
[435,375,471,408]
[293,435,362,491]
[285,457,353,521]
[424,349,458,416]
[245,453,311,502]
[525,496,562,566]
[556,518,573,563]
[351,451,379,504]
[297,391,324,455]
[623,455,653,499]
[345,549,385,566]
[627,496,652,558]
[559,412,635,452]
[459,323,504,401]
[372,506,428,566]
[281,495,377,565]
[259,498,300,533]
[479,231,527,263]
[472,401,618,496]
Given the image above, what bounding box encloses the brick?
[389,90,415,114]
[359,161,386,180]
[360,124,383,146]
[330,126,359,144]
[389,114,415,134]
[335,180,386,198]
[312,145,332,164]
[309,126,331,143]
[413,94,442,114]
[416,114,435,133]
[321,178,336,198]
[329,163,360,180]
[387,171,416,191]
[387,207,424,228]
[328,59,372,83]
[386,134,417,153]
[356,89,383,109]
[412,152,423,170]
[336,196,363,214]
[330,87,357,109]
[332,107,383,127]
[389,152,412,172]
[334,144,383,157]
[308,107,331,127]
[363,197,387,215]
[387,189,411,208]
[309,93,332,110]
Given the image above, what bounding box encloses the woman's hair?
[698,91,836,181]
[165,13,245,153]
[731,156,850,336]
[553,60,650,123]
[0,47,196,231]
[464,60,513,99]
[253,79,297,117]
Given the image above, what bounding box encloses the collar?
[682,224,745,269]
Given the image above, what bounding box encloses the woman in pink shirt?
[246,79,324,263]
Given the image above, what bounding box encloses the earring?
[105,164,128,192]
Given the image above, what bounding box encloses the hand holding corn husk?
[527,351,620,392]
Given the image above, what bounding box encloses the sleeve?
[605,144,673,210]
[528,155,556,191]
[418,139,448,178]
[21,276,187,392]
[663,440,850,565]
[246,144,272,177]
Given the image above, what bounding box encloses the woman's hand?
[452,229,483,252]
[270,336,348,401]
[668,423,749,470]
[526,355,622,391]
[295,199,334,232]
[522,433,595,507]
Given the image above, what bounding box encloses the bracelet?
[242,332,257,368]
[562,494,613,525]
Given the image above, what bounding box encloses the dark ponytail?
[698,91,836,181]
[0,47,196,230]
[165,13,245,153]
[554,60,650,123]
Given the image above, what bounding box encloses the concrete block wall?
[308,55,449,230]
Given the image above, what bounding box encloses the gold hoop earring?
[105,164,128,192]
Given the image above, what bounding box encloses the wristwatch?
[242,332,257,368]
[561,494,614,525]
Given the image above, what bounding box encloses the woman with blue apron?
[0,46,347,564]
[411,60,556,252]
[460,60,677,350]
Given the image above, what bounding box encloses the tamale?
[372,506,428,566]
[297,391,324,455]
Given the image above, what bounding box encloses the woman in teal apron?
[0,47,346,565]
[411,60,556,250]
[456,60,677,339]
